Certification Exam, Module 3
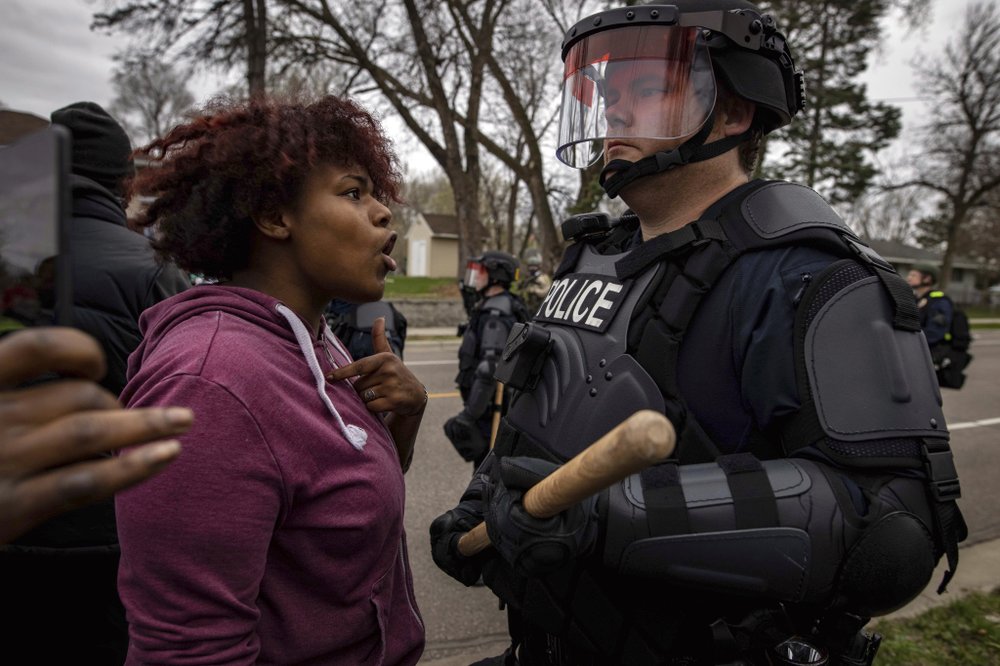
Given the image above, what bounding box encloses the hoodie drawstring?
[275,304,368,450]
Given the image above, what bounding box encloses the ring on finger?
[363,388,377,402]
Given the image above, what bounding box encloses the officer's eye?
[639,86,670,98]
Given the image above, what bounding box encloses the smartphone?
[0,125,72,328]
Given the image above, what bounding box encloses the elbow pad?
[464,358,498,419]
[601,456,938,616]
[480,315,511,356]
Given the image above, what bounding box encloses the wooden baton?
[456,409,676,557]
[489,381,504,449]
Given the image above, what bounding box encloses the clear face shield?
[464,260,490,292]
[556,25,717,169]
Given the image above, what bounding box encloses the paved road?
[401,330,1000,664]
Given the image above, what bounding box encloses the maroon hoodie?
[116,285,424,665]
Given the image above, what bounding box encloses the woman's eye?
[344,189,361,200]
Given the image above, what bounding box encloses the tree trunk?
[505,178,519,255]
[523,169,561,268]
[804,2,831,189]
[244,0,267,97]
[452,171,484,275]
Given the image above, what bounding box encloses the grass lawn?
[873,588,1000,665]
[965,305,1000,319]
[966,305,1000,329]
[383,276,459,299]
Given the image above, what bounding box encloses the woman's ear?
[252,211,291,241]
[721,95,755,137]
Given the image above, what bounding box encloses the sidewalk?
[409,327,460,340]
[419,538,1000,665]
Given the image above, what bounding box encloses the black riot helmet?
[464,250,520,291]
[557,0,805,197]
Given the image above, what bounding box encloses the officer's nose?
[605,95,632,131]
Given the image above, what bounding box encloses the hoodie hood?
[71,174,128,228]
[132,285,368,449]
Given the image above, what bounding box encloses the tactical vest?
[494,180,924,466]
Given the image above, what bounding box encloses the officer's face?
[602,59,705,164]
[906,270,930,289]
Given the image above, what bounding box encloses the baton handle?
[457,409,675,557]
[489,381,504,449]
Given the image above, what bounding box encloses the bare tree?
[960,192,1000,293]
[846,186,921,243]
[93,0,271,97]
[93,0,610,270]
[274,0,519,266]
[108,54,195,144]
[402,170,457,216]
[888,1,1000,287]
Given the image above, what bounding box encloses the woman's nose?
[373,201,392,227]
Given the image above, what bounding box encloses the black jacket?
[0,177,188,664]
[69,175,190,395]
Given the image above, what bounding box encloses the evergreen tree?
[757,0,907,204]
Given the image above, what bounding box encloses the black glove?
[483,456,598,578]
[430,456,494,586]
[443,412,487,462]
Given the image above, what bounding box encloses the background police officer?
[444,251,529,469]
[517,248,552,314]
[326,298,408,359]
[431,2,966,664]
[907,263,972,388]
[907,263,953,347]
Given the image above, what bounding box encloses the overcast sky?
[0,0,976,170]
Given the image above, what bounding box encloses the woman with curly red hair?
[114,96,426,665]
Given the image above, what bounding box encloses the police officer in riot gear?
[431,2,967,665]
[444,251,529,468]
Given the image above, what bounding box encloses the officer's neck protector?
[556,4,802,198]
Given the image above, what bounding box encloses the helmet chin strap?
[599,114,752,199]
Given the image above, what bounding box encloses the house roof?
[865,239,979,270]
[423,213,460,238]
[0,109,48,145]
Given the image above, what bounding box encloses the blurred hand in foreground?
[0,327,192,543]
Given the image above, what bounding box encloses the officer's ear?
[719,94,754,137]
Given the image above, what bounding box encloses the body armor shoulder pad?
[802,268,945,444]
[714,181,859,260]
[481,293,514,316]
[740,181,852,240]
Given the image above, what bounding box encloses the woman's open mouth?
[381,234,398,272]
